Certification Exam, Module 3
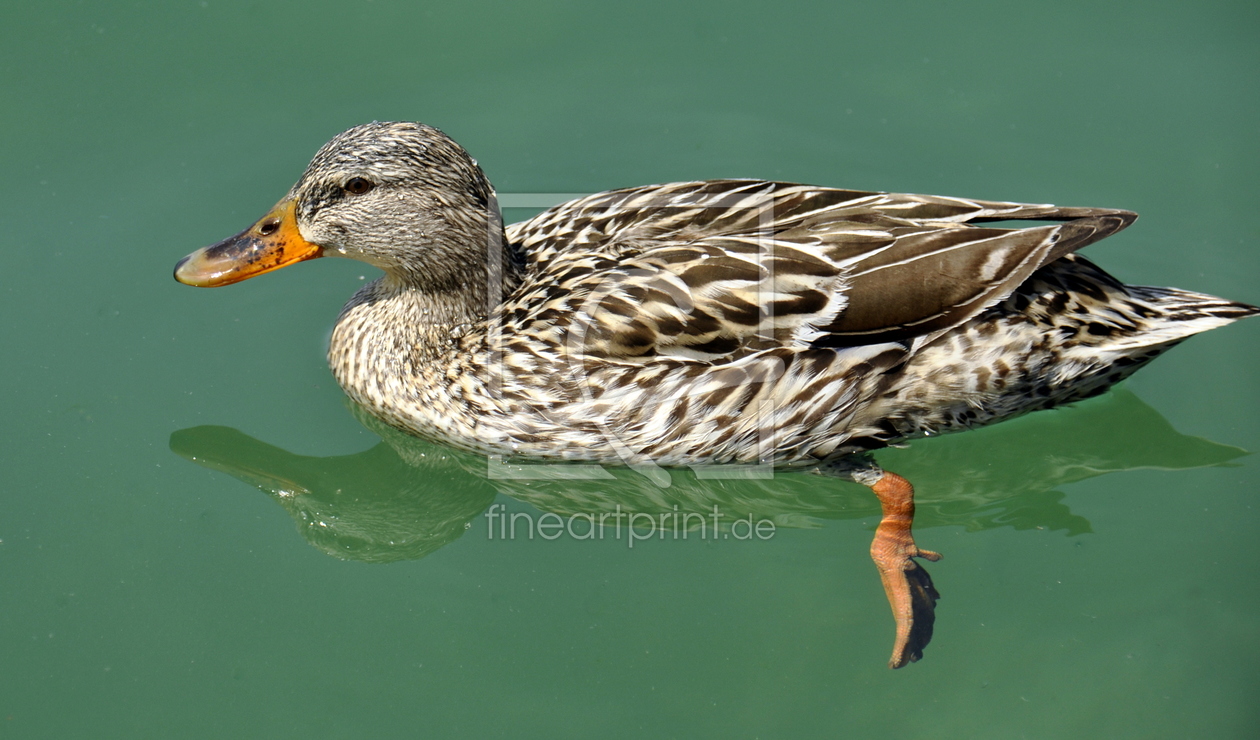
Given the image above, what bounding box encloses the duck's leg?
[819,458,941,668]
[868,469,941,668]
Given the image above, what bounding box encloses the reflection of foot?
[868,471,941,669]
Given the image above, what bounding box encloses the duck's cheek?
[174,198,323,287]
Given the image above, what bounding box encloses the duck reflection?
[170,388,1244,660]
[170,388,1243,560]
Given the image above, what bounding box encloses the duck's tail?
[1106,284,1260,350]
[1015,255,1257,393]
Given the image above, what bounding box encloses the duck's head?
[174,122,501,290]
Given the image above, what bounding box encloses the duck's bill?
[174,198,322,287]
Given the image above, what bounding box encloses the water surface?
[2,1,1258,738]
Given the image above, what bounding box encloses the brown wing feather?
[811,206,1136,346]
[502,181,1136,359]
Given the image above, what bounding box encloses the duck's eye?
[343,177,374,195]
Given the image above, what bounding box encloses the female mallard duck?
[174,121,1257,668]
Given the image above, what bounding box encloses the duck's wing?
[502,180,1136,361]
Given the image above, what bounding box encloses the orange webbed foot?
[868,471,941,669]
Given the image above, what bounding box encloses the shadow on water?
[169,387,1244,564]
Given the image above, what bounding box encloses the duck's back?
[484,180,1256,461]
[502,180,1134,360]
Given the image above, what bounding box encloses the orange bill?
[174,198,322,287]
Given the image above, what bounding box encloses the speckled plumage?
[176,121,1258,668]
[305,129,1254,468]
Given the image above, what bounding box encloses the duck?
[174,121,1258,668]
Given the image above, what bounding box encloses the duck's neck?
[332,227,523,373]
[385,209,520,299]
[382,237,522,330]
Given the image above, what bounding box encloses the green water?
[3,1,1258,737]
